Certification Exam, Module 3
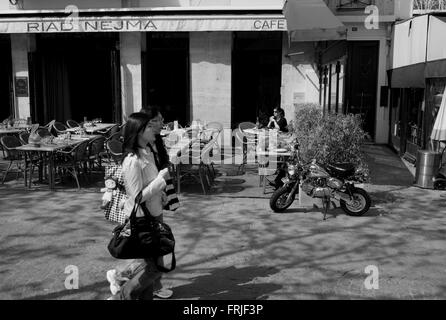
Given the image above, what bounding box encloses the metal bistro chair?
[176,141,212,195]
[106,139,124,165]
[18,131,46,187]
[19,131,30,145]
[97,124,120,138]
[0,136,28,185]
[234,125,257,174]
[200,134,221,185]
[37,127,53,139]
[51,121,68,136]
[87,135,106,172]
[258,157,280,194]
[66,119,81,129]
[54,140,89,189]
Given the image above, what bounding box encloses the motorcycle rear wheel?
[270,186,296,213]
[340,188,371,216]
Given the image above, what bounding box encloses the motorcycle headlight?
[288,165,295,176]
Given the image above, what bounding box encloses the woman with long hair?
[106,107,173,300]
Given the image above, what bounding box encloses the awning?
[388,58,446,88]
[388,63,426,88]
[283,0,347,42]
[0,7,288,33]
[431,86,446,143]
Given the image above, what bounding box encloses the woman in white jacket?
[107,109,173,300]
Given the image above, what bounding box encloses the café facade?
[0,0,411,144]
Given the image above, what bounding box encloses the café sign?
[0,16,287,33]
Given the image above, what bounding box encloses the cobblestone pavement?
[0,144,445,300]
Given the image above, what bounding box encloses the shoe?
[153,288,173,299]
[106,270,121,296]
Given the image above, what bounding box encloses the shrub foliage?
[290,104,370,182]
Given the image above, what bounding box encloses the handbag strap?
[156,251,176,273]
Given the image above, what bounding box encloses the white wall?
[120,33,142,119]
[190,32,232,129]
[10,34,32,119]
[392,15,428,69]
[281,39,319,120]
[427,16,446,62]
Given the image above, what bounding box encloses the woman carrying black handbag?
[106,109,173,300]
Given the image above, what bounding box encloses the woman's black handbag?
[107,192,176,272]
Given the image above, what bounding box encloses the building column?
[375,37,390,144]
[10,34,33,120]
[190,32,232,129]
[120,32,142,119]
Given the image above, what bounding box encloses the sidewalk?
[0,144,445,300]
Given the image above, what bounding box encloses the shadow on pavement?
[172,266,281,300]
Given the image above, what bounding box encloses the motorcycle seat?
[326,163,355,176]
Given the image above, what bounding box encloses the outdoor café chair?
[234,127,257,174]
[176,141,214,195]
[0,136,28,185]
[19,131,30,145]
[51,122,68,136]
[37,127,52,138]
[97,124,120,138]
[66,120,80,129]
[18,131,46,187]
[42,120,55,129]
[106,131,123,143]
[54,140,89,189]
[258,158,280,194]
[106,139,123,164]
[87,135,106,171]
[205,122,223,132]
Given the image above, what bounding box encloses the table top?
[66,123,116,134]
[16,140,81,152]
[257,149,292,157]
[0,128,27,134]
[243,128,281,136]
[15,135,99,152]
[161,128,187,137]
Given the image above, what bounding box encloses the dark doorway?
[0,36,12,121]
[30,34,120,125]
[232,32,282,128]
[143,33,190,126]
[344,41,379,139]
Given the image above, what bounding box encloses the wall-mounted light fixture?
[285,52,304,58]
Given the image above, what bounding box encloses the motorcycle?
[269,144,371,219]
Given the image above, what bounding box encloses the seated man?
[268,107,289,133]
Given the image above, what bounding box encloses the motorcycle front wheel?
[340,187,371,216]
[269,186,296,213]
